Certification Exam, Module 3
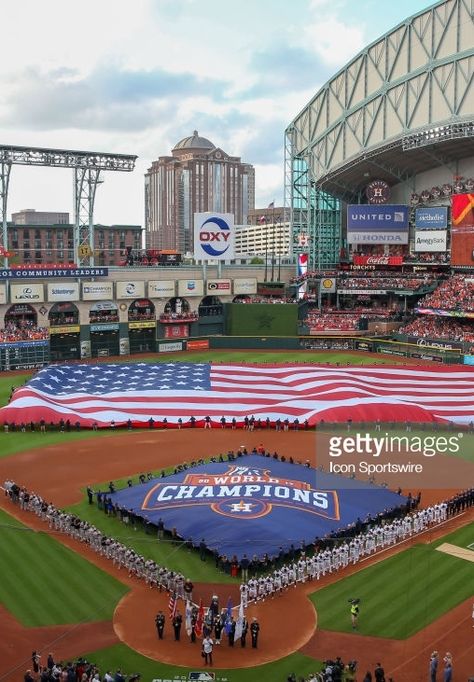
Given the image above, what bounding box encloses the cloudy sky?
[1,0,431,225]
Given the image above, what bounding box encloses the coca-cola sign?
[353,255,403,266]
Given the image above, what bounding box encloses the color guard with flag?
[185,599,193,637]
[168,590,177,619]
[234,599,245,641]
[224,596,233,635]
[194,599,205,639]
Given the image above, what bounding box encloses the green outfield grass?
[0,507,128,626]
[80,643,322,682]
[431,521,474,549]
[67,497,236,585]
[0,429,123,460]
[310,530,474,639]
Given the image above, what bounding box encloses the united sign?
[110,455,406,558]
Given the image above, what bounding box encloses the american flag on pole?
[1,362,474,426]
[168,590,177,619]
[194,600,205,639]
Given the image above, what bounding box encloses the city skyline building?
[12,209,70,225]
[144,131,255,253]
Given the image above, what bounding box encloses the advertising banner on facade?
[0,283,6,304]
[10,283,44,303]
[405,336,463,351]
[298,253,308,277]
[320,277,336,293]
[90,323,120,332]
[352,255,403,266]
[158,341,184,352]
[148,280,175,298]
[82,282,113,300]
[47,283,80,302]
[347,205,409,244]
[128,321,156,329]
[0,267,108,280]
[450,193,474,266]
[116,280,146,299]
[194,213,235,261]
[415,206,448,229]
[187,339,210,350]
[206,279,231,295]
[164,324,189,338]
[232,278,257,295]
[49,325,81,335]
[178,279,204,297]
[414,230,447,252]
[338,289,388,295]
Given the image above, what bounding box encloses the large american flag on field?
[1,362,474,426]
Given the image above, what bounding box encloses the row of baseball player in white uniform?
[238,503,449,606]
[5,481,449,606]
[5,483,195,600]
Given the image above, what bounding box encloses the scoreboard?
[0,341,50,371]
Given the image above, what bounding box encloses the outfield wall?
[0,333,464,370]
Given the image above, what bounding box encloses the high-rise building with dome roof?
[144,131,255,253]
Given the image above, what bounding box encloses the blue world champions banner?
[110,455,406,559]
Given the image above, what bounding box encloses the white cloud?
[304,16,366,68]
[0,0,429,225]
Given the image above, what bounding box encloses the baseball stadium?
[0,1,473,682]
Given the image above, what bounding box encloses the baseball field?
[0,350,473,682]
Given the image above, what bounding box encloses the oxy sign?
[194,213,234,261]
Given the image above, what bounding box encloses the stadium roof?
[287,0,474,201]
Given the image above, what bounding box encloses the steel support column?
[74,168,102,267]
[0,160,12,266]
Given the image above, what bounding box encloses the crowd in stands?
[404,252,450,263]
[399,316,474,342]
[24,652,141,682]
[303,306,399,333]
[304,312,362,332]
[351,246,449,263]
[233,296,296,304]
[418,274,474,312]
[89,313,119,324]
[128,311,155,321]
[159,311,199,322]
[338,276,430,290]
[0,320,48,342]
[290,271,337,285]
[291,271,435,291]
[48,314,78,326]
[353,245,407,257]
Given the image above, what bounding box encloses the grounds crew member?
[349,598,360,629]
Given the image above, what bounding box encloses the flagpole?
[271,205,275,282]
[264,214,268,282]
